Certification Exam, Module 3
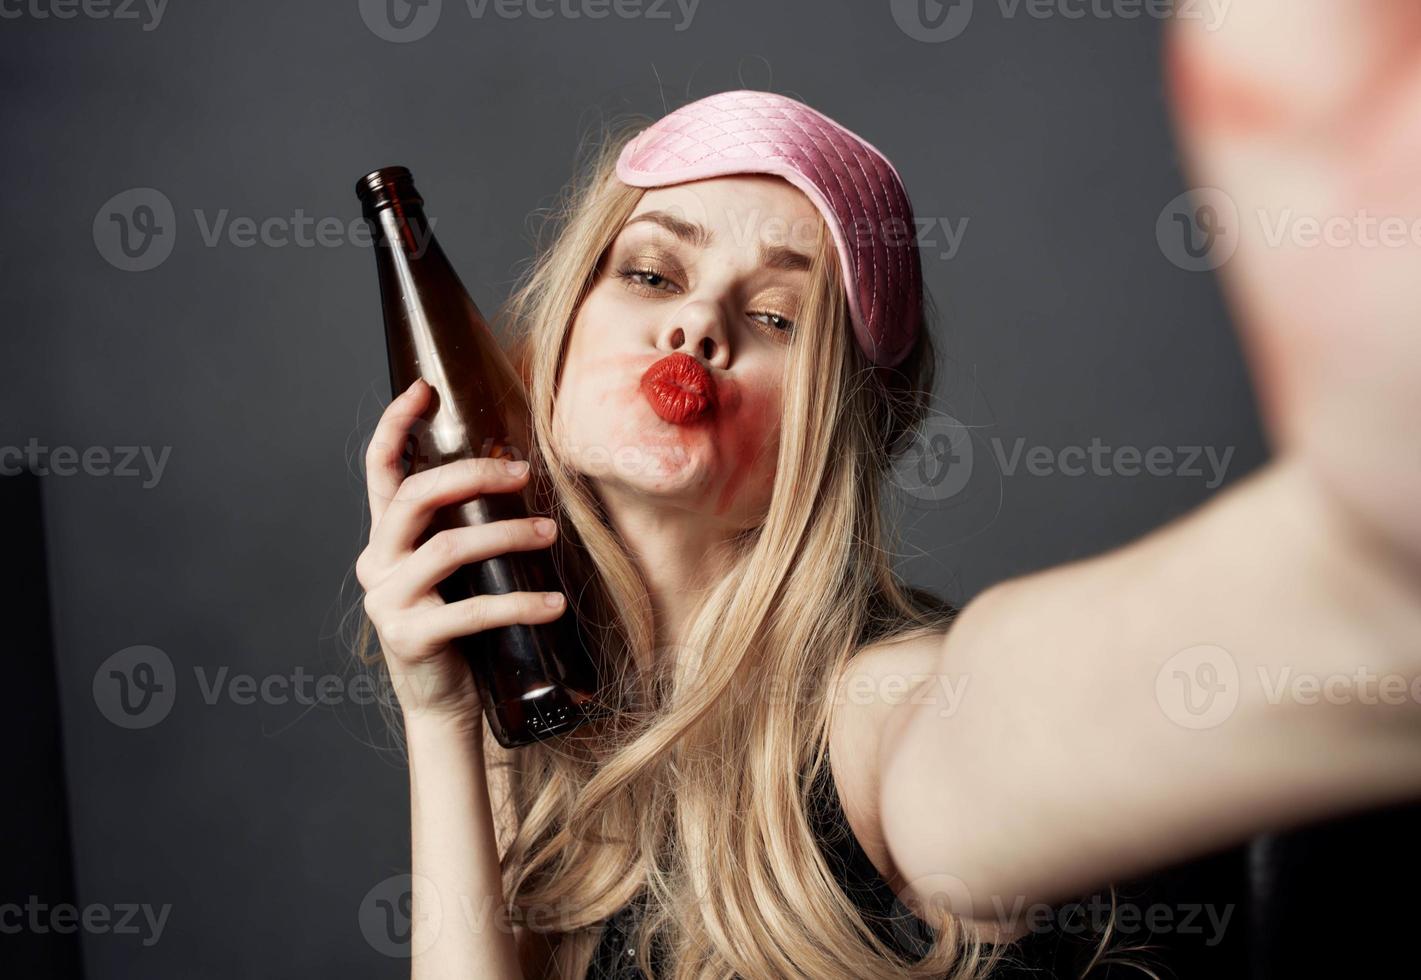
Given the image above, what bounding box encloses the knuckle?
[467,458,499,486]
[504,521,525,552]
[463,598,494,635]
[363,440,381,472]
[426,528,461,563]
[394,468,431,503]
[379,615,413,654]
[362,588,387,624]
[354,551,380,589]
[365,430,390,466]
[367,424,406,465]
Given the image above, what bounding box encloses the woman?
[353,4,1421,977]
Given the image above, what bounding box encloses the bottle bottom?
[487,685,609,749]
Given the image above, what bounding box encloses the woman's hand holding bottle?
[356,378,568,732]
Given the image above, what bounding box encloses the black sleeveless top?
[582,763,1093,979]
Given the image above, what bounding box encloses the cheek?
[557,295,647,428]
[561,349,637,416]
[709,376,782,517]
[557,351,683,471]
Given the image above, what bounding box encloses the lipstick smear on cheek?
[560,352,686,478]
[708,376,779,518]
[600,353,697,477]
[573,353,778,511]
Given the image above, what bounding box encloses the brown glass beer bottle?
[356,165,604,748]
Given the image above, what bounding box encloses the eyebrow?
[622,209,813,273]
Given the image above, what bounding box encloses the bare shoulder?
[827,627,1028,945]
[825,629,952,890]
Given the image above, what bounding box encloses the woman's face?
[552,174,824,527]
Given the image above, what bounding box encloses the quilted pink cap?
[615,89,922,369]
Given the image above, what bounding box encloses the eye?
[616,264,681,294]
[750,311,795,334]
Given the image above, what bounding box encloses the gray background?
[1,0,1264,976]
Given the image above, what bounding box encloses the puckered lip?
[639,353,716,422]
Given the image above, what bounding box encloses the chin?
[598,443,715,498]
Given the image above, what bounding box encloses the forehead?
[626,175,825,247]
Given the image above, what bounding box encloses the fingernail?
[543,592,564,608]
[505,459,529,475]
[533,518,556,537]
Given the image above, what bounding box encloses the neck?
[596,485,744,658]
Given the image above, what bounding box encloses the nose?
[658,298,729,368]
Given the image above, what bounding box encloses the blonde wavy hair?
[354,112,1135,980]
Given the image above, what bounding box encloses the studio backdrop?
[2,1,1414,977]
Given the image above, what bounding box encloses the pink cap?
[615,90,923,369]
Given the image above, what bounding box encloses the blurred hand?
[1166,0,1421,563]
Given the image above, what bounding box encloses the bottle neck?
[357,167,445,266]
[367,197,443,264]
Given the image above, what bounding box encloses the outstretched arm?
[878,453,1421,921]
[879,0,1421,924]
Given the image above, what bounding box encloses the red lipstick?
[639,352,716,425]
